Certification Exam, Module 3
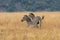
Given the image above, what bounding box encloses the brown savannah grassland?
[0,12,60,40]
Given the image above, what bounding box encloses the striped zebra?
[21,13,44,28]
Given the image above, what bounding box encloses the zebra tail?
[42,16,44,20]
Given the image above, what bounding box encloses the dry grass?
[0,12,60,40]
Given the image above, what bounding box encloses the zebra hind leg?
[38,21,41,29]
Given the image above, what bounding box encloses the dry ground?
[0,12,60,40]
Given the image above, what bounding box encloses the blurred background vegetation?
[0,0,60,12]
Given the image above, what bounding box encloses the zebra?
[28,13,44,28]
[21,15,38,27]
